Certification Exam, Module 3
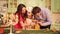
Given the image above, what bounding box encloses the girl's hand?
[32,20,38,23]
[30,22,35,26]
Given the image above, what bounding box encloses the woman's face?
[22,7,26,14]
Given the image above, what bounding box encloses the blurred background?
[0,0,60,30]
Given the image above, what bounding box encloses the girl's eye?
[28,12,30,13]
[28,12,30,14]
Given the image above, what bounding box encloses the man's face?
[35,12,41,17]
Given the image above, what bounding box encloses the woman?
[14,4,27,29]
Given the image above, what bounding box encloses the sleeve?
[20,16,24,22]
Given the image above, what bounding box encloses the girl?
[24,11,35,30]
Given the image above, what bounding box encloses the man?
[32,6,52,29]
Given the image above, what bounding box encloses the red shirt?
[14,13,24,29]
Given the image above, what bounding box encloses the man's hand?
[38,22,45,26]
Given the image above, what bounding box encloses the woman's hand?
[13,15,18,25]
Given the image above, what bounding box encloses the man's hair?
[32,6,41,15]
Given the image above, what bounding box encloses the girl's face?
[27,11,32,18]
[22,7,26,14]
[27,12,32,16]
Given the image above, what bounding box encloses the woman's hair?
[15,4,27,19]
[32,6,41,15]
[16,4,26,14]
